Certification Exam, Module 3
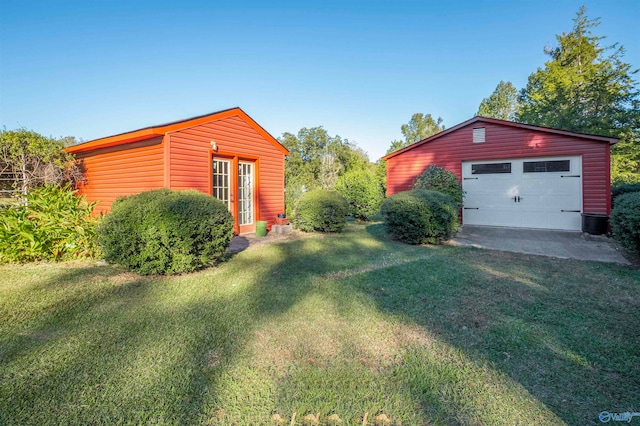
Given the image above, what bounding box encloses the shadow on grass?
[2,223,639,424]
[228,235,250,254]
[1,229,398,423]
[352,222,640,424]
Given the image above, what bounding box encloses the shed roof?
[382,116,619,161]
[66,107,289,155]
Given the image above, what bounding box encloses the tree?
[517,6,640,182]
[0,128,82,196]
[379,113,446,194]
[386,113,445,155]
[280,127,372,214]
[319,153,340,190]
[387,112,445,154]
[477,81,520,120]
[401,113,445,146]
[386,140,406,155]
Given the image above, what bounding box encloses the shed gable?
[168,115,286,223]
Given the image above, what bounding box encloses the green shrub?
[413,165,464,207]
[611,192,640,256]
[292,189,348,233]
[612,182,640,208]
[335,168,384,221]
[0,183,100,263]
[381,189,459,244]
[98,189,234,275]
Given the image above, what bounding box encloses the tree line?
[2,7,637,212]
[281,6,639,215]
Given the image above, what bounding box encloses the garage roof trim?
[382,116,619,161]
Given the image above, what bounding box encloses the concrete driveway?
[451,225,630,265]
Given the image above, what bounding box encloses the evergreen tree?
[517,6,640,182]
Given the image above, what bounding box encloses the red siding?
[75,137,165,215]
[386,122,611,215]
[168,115,285,228]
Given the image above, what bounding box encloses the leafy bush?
[611,192,640,256]
[292,189,348,233]
[413,165,464,207]
[335,168,384,221]
[0,128,83,193]
[611,182,640,208]
[0,184,100,263]
[98,189,234,275]
[381,189,459,244]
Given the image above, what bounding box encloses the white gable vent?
[473,127,486,143]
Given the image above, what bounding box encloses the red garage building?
[66,107,289,234]
[382,116,617,231]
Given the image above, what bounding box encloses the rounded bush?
[413,165,464,207]
[98,189,234,275]
[611,182,640,208]
[292,189,348,233]
[611,192,640,256]
[382,189,459,244]
[335,168,384,221]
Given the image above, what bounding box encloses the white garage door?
[462,156,582,231]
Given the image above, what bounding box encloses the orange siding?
[68,108,287,233]
[386,122,611,215]
[169,115,286,230]
[75,137,165,215]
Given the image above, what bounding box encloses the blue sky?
[1,0,638,161]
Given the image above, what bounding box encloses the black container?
[581,213,609,235]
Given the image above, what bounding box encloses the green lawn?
[1,223,638,425]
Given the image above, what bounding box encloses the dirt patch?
[205,349,223,370]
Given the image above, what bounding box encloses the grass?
[1,222,639,425]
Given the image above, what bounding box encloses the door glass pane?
[523,160,570,173]
[212,159,231,211]
[471,162,512,174]
[238,162,253,225]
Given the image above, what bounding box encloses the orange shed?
[66,107,289,234]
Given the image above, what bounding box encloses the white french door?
[237,162,254,227]
[212,157,255,234]
[212,159,231,211]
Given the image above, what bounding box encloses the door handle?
[513,196,523,202]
